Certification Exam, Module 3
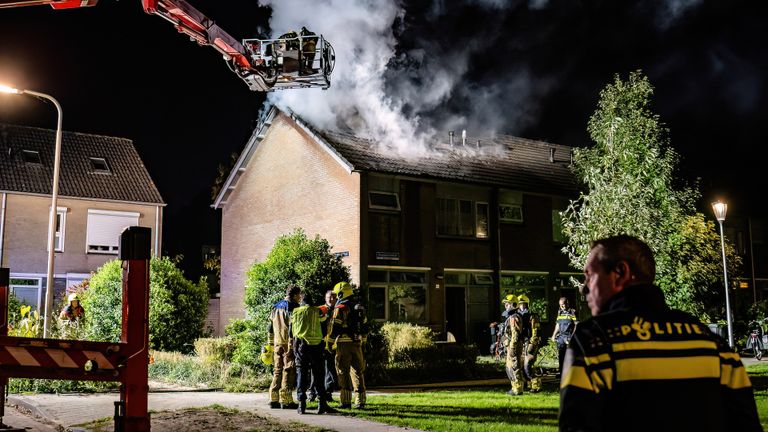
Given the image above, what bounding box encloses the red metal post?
[0,268,9,427]
[119,227,152,432]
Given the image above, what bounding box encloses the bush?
[81,256,209,353]
[149,350,270,392]
[230,229,350,369]
[380,322,435,361]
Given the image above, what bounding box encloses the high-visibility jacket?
[559,284,762,432]
[291,304,327,345]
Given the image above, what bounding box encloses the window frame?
[54,207,66,252]
[367,267,429,324]
[86,209,140,255]
[475,202,489,239]
[89,157,112,174]
[368,191,401,211]
[9,276,43,311]
[437,197,478,238]
[499,203,524,223]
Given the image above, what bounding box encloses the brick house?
[213,107,581,346]
[0,123,164,312]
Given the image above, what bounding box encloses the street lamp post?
[712,201,734,348]
[0,84,63,338]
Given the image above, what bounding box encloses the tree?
[228,229,350,368]
[82,256,209,353]
[561,71,740,320]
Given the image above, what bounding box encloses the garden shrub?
[230,229,350,369]
[81,257,209,353]
[380,322,435,361]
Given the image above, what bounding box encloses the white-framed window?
[368,191,400,211]
[9,277,43,311]
[368,268,428,323]
[499,203,524,223]
[54,207,67,252]
[86,209,140,254]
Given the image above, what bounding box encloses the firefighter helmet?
[260,344,274,365]
[517,294,530,304]
[68,293,80,303]
[333,281,354,300]
[502,294,517,305]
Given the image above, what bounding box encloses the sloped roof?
[0,123,164,204]
[318,130,578,196]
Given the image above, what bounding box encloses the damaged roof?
[318,129,579,196]
[0,123,164,204]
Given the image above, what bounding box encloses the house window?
[437,198,474,237]
[367,269,428,323]
[54,208,66,252]
[369,191,400,211]
[476,202,489,238]
[22,150,41,164]
[86,209,140,254]
[10,277,42,310]
[89,157,111,174]
[500,272,549,321]
[499,204,523,223]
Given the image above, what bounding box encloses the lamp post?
[0,84,63,338]
[712,201,734,348]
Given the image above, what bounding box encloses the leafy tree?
[82,256,209,353]
[561,71,740,320]
[228,229,350,368]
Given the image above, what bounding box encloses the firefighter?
[550,297,577,377]
[309,289,339,403]
[490,294,516,360]
[329,281,368,409]
[290,293,338,415]
[300,26,318,74]
[267,284,301,409]
[59,293,85,321]
[504,294,542,395]
[560,235,762,431]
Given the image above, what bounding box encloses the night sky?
[1,1,766,278]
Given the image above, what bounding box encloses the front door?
[445,286,466,343]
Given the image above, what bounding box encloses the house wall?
[219,113,361,331]
[1,193,160,274]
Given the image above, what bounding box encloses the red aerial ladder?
[0,0,335,91]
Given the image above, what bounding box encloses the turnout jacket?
[559,284,761,432]
[268,299,299,346]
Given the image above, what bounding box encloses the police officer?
[503,294,541,394]
[550,297,577,377]
[560,235,761,432]
[291,293,337,415]
[267,285,301,409]
[329,281,367,409]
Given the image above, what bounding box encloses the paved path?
[8,390,424,432]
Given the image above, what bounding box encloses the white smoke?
[260,0,433,154]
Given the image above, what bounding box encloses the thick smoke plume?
[260,0,706,154]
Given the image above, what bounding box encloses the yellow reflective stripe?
[615,356,719,381]
[719,351,741,361]
[612,340,717,352]
[561,365,593,391]
[584,353,611,365]
[589,368,614,393]
[720,364,752,389]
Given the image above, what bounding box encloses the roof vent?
[22,150,41,164]
[449,131,454,146]
[550,148,555,163]
[461,130,466,146]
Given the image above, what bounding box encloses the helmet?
[333,281,354,300]
[68,293,80,303]
[260,345,274,365]
[502,294,517,305]
[517,294,530,304]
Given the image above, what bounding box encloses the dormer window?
[22,150,41,164]
[90,157,111,174]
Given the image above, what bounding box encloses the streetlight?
[712,200,734,348]
[1,83,63,338]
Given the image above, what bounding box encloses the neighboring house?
[0,123,164,313]
[213,107,580,346]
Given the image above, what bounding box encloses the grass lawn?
[357,365,768,432]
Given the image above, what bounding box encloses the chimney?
[550,148,555,163]
[461,129,466,146]
[449,131,454,146]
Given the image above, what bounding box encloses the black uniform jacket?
[559,283,762,432]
